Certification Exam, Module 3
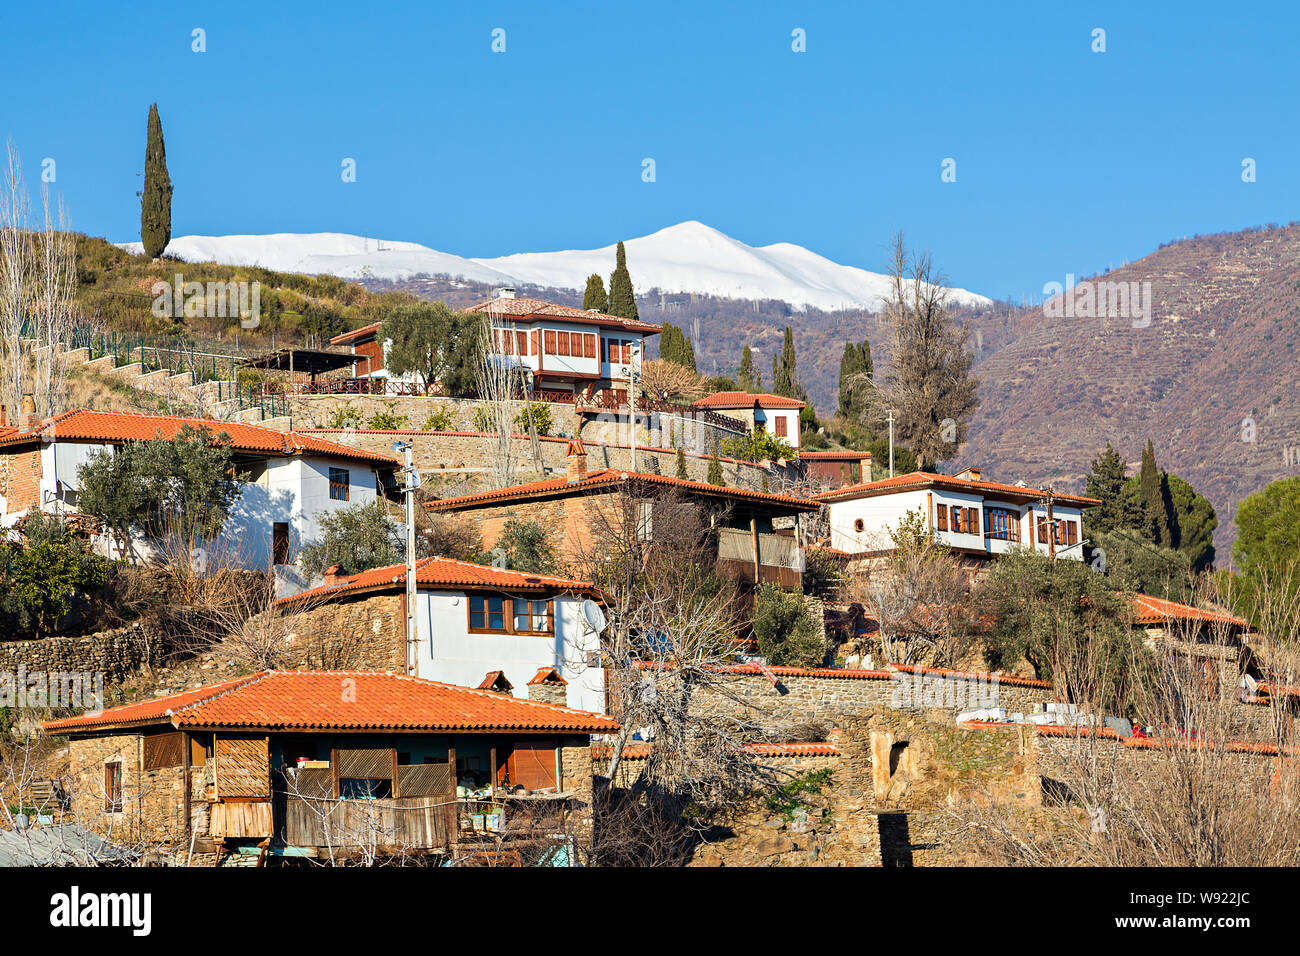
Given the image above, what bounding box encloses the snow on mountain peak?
[116,222,991,313]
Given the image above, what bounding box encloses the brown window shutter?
[936,505,948,531]
[967,508,978,534]
[1068,522,1078,545]
[775,416,787,437]
[544,329,556,353]
[507,740,558,791]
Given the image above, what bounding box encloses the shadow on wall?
[877,813,913,867]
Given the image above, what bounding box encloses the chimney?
[20,394,38,431]
[566,435,587,481]
[322,563,349,587]
[527,667,569,707]
[495,287,515,300]
[955,467,982,482]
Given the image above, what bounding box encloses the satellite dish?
[582,600,607,633]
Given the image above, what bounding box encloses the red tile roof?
[692,391,806,410]
[426,467,821,512]
[274,555,598,607]
[592,741,840,761]
[813,469,1101,507]
[528,666,568,686]
[799,449,873,460]
[477,671,513,691]
[42,670,618,735]
[464,297,661,335]
[1132,593,1248,629]
[0,409,399,467]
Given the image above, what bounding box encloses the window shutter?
[951,505,962,533]
[774,416,787,437]
[936,505,948,531]
[544,329,556,353]
[1067,522,1078,545]
[966,508,978,534]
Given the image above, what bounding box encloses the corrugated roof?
[813,469,1101,507]
[426,467,821,512]
[0,409,398,467]
[274,555,597,607]
[42,670,618,734]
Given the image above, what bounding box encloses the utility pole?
[886,409,896,478]
[629,344,640,472]
[393,441,419,674]
[1045,485,1056,563]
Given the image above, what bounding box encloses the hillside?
[961,222,1300,557]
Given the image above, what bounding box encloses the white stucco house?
[814,467,1100,560]
[276,556,608,713]
[0,408,399,574]
[691,391,805,449]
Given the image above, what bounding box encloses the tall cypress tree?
[140,103,173,260]
[607,241,639,320]
[772,327,801,398]
[837,339,873,418]
[738,345,760,392]
[661,323,681,364]
[707,450,725,486]
[675,445,689,479]
[582,274,608,312]
[1138,439,1172,546]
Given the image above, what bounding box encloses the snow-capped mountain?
[117,221,991,312]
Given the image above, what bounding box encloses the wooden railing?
[283,794,454,850]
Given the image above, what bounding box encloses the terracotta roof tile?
[813,469,1101,507]
[42,670,618,735]
[464,297,661,334]
[592,741,840,761]
[426,467,821,512]
[799,449,873,460]
[692,391,806,410]
[528,667,567,686]
[274,555,597,607]
[0,409,398,467]
[1132,593,1248,629]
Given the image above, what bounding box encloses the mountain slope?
[117,221,991,313]
[962,223,1300,558]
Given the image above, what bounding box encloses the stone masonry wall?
[275,592,406,672]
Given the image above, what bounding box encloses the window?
[531,330,540,356]
[469,595,507,632]
[469,595,555,635]
[514,599,552,635]
[544,329,557,354]
[557,331,571,356]
[583,333,597,358]
[517,330,528,355]
[936,505,948,532]
[950,505,962,533]
[985,507,1020,542]
[853,518,865,533]
[329,467,350,501]
[104,762,123,813]
[774,415,787,437]
[272,522,290,565]
[143,732,184,770]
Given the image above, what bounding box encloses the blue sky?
[5,0,1296,302]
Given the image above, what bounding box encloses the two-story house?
[815,467,1100,561]
[274,556,608,713]
[0,409,398,573]
[330,290,661,402]
[691,392,805,450]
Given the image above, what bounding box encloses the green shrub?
[514,401,554,436]
[752,584,825,667]
[367,401,410,430]
[422,407,455,431]
[327,402,363,429]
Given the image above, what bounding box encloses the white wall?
[414,591,607,714]
[755,405,801,449]
[827,489,929,553]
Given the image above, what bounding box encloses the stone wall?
[274,591,406,672]
[290,425,796,495]
[66,732,188,849]
[0,446,41,513]
[0,623,166,689]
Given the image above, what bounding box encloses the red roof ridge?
[692,391,806,409]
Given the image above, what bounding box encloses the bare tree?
[474,309,527,488]
[570,483,777,864]
[640,358,706,404]
[32,184,76,417]
[849,508,971,664]
[0,138,31,418]
[866,232,980,470]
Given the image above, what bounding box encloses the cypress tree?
[140,103,173,260]
[1138,439,1172,546]
[675,445,688,479]
[681,332,696,371]
[772,327,801,398]
[582,274,608,312]
[607,241,639,320]
[707,451,725,486]
[738,346,759,392]
[837,339,873,418]
[660,324,681,364]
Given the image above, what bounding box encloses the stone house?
[427,438,822,590]
[274,555,609,713]
[41,669,617,864]
[691,391,806,449]
[0,408,398,577]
